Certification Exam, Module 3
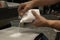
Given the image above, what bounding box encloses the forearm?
[38,16,60,30]
[47,20,60,30]
[33,0,60,6]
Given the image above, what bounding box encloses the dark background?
[6,0,29,3]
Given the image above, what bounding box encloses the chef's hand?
[18,0,59,16]
[18,1,35,16]
[31,10,48,27]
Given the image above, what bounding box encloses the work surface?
[0,20,57,40]
[0,27,56,40]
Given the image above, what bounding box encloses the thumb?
[31,10,40,19]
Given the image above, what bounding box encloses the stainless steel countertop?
[0,20,57,40]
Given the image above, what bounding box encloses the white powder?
[9,33,22,38]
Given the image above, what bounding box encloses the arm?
[33,0,60,6]
[47,20,60,30]
[18,0,60,16]
[31,11,60,30]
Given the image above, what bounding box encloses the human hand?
[18,1,35,16]
[31,10,48,27]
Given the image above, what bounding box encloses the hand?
[31,10,48,27]
[18,1,35,16]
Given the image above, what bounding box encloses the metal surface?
[0,23,56,40]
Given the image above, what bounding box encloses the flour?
[9,33,22,38]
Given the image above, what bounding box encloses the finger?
[32,20,35,23]
[18,3,25,12]
[32,20,38,26]
[21,5,32,16]
[31,10,40,19]
[19,5,31,16]
[18,6,30,16]
[18,3,26,16]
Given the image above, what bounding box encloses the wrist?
[43,20,50,27]
[47,20,55,27]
